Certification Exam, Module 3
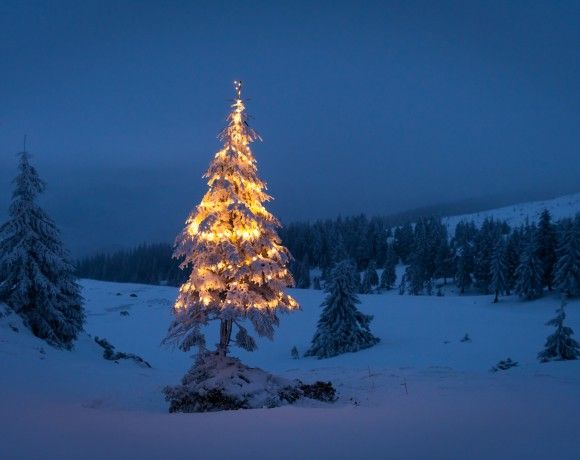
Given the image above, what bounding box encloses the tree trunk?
[217,319,233,356]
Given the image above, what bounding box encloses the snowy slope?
[443,192,580,230]
[2,281,580,459]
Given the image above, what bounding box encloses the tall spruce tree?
[294,255,311,289]
[536,209,557,290]
[505,228,523,295]
[434,238,454,285]
[305,260,379,359]
[453,221,477,294]
[515,236,544,300]
[538,302,580,362]
[554,217,580,298]
[165,82,298,356]
[489,238,507,303]
[393,223,414,264]
[455,243,473,294]
[360,260,378,294]
[380,244,397,290]
[0,150,84,348]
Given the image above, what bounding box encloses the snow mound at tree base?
[163,353,336,413]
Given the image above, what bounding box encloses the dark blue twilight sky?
[0,1,579,256]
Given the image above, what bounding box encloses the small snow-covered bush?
[163,353,336,413]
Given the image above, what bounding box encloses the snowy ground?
[1,280,580,460]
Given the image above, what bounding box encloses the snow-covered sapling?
[305,260,379,359]
[0,149,84,348]
[538,302,580,362]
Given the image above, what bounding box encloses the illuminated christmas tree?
[165,81,299,356]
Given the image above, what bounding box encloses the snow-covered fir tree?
[165,82,298,356]
[294,255,311,289]
[393,223,414,263]
[490,238,507,303]
[515,236,544,300]
[538,302,580,362]
[505,228,523,295]
[434,238,454,285]
[305,260,379,359]
[453,221,477,294]
[536,209,557,290]
[360,260,378,294]
[380,244,397,290]
[0,150,84,348]
[554,217,580,298]
[455,244,473,294]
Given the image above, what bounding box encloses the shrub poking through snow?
[163,353,336,413]
[538,302,580,362]
[291,346,299,359]
[94,336,151,368]
[491,358,518,372]
[305,260,379,359]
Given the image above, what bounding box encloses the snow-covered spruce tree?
[453,222,476,294]
[305,260,379,359]
[536,209,557,290]
[554,217,580,298]
[380,244,397,291]
[161,83,336,412]
[360,260,378,294]
[515,236,544,300]
[505,228,523,295]
[434,238,453,285]
[0,150,84,348]
[538,302,580,362]
[490,238,507,303]
[165,82,298,355]
[295,255,311,289]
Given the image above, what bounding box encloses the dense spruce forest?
[76,210,580,301]
[76,243,189,287]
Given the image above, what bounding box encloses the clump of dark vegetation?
[491,358,518,372]
[94,336,151,368]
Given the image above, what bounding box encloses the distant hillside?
[444,192,580,230]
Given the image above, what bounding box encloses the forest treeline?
[76,210,580,301]
[76,243,188,287]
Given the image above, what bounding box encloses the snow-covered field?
[1,279,580,460]
[444,192,580,230]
